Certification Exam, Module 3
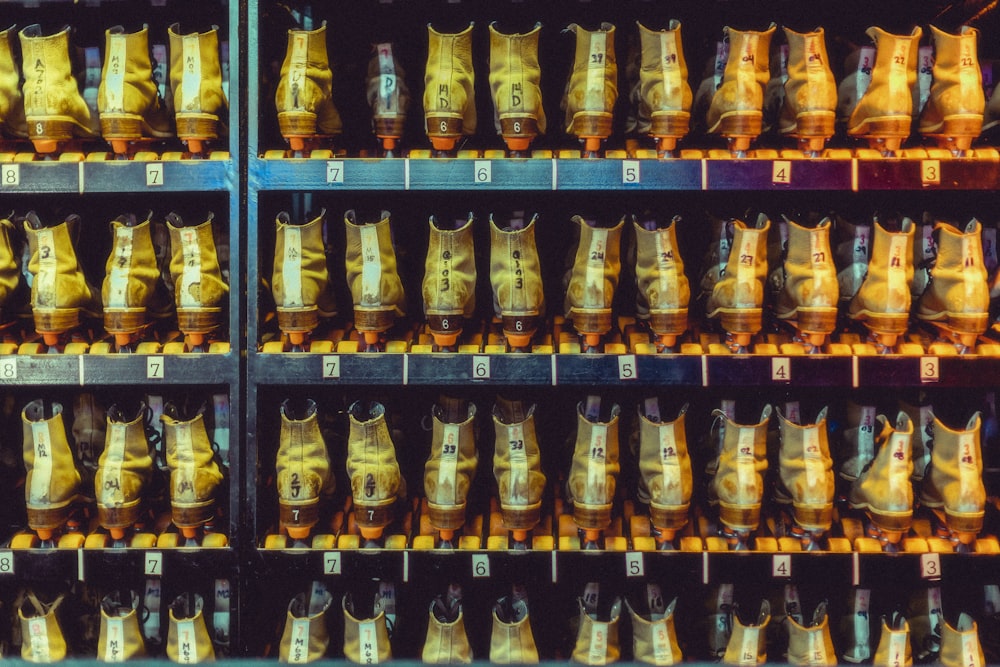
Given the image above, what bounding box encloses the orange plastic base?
[581,137,602,155]
[42,332,62,347]
[185,332,206,349]
[506,333,532,349]
[109,527,127,541]
[379,136,398,152]
[439,528,455,542]
[363,331,381,346]
[287,526,311,541]
[288,331,307,347]
[505,137,531,153]
[185,138,207,155]
[359,525,383,541]
[433,332,460,348]
[511,529,529,543]
[33,139,59,154]
[181,526,199,540]
[36,528,54,541]
[430,137,457,152]
[654,136,679,155]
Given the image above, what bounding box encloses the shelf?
[0,547,237,584]
[0,351,236,386]
[0,157,233,194]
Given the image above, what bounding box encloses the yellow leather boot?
[343,592,392,663]
[940,613,985,667]
[423,214,476,349]
[166,212,228,349]
[839,587,872,663]
[919,26,984,154]
[900,395,935,482]
[161,403,224,540]
[706,24,775,152]
[722,601,769,666]
[168,24,227,153]
[18,24,95,153]
[166,592,215,663]
[491,593,538,664]
[634,21,690,155]
[0,25,27,139]
[489,22,545,155]
[564,216,623,351]
[626,585,682,665]
[98,25,172,154]
[347,400,403,544]
[562,23,617,155]
[779,27,837,153]
[103,213,160,348]
[847,27,922,154]
[873,613,911,667]
[424,23,475,153]
[423,397,477,544]
[0,215,25,323]
[98,590,146,661]
[422,588,472,664]
[707,405,771,549]
[567,398,621,547]
[272,210,336,348]
[786,601,836,666]
[19,591,68,662]
[493,396,545,544]
[95,402,154,541]
[706,215,770,349]
[776,406,835,546]
[344,210,405,349]
[919,412,986,548]
[366,42,409,156]
[572,595,621,665]
[278,588,333,663]
[277,398,334,544]
[275,23,341,151]
[847,219,914,350]
[848,412,914,545]
[22,399,82,542]
[24,212,101,344]
[774,217,838,349]
[489,213,545,350]
[633,216,689,350]
[916,220,988,351]
[636,400,691,546]
[908,586,944,662]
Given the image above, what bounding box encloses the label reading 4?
[772,554,791,578]
[772,160,791,185]
[147,356,165,380]
[326,161,345,184]
[322,355,340,379]
[772,357,790,382]
[921,160,941,186]
[1,164,19,187]
[623,160,640,184]
[146,163,164,187]
[920,356,939,383]
[323,552,341,575]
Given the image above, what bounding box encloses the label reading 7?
[146,163,164,187]
[322,355,340,379]
[323,552,342,575]
[145,551,163,576]
[326,161,344,184]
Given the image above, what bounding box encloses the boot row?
[270,20,1000,157]
[0,23,228,157]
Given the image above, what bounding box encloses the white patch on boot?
[506,423,529,504]
[178,228,203,309]
[735,428,756,503]
[174,619,198,663]
[108,226,135,309]
[104,34,127,113]
[962,234,980,305]
[958,38,979,99]
[104,616,125,662]
[281,227,304,308]
[887,234,908,310]
[28,617,51,662]
[802,427,825,499]
[656,231,678,306]
[738,626,759,666]
[172,422,197,503]
[376,44,400,113]
[651,617,673,664]
[29,421,54,505]
[360,225,383,307]
[852,589,871,662]
[584,228,609,309]
[961,632,981,667]
[101,422,127,507]
[588,621,609,665]
[957,433,980,511]
[359,620,380,664]
[735,34,760,105]
[436,423,460,505]
[288,618,311,663]
[35,228,57,308]
[658,423,682,506]
[585,32,609,111]
[285,33,308,111]
[735,230,759,308]
[888,629,907,666]
[855,47,876,100]
[806,626,829,665]
[659,32,681,99]
[181,35,203,112]
[888,40,911,110]
[918,46,933,113]
[586,424,609,504]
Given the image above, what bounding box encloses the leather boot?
[636,400,691,540]
[919,26,984,153]
[916,220,989,347]
[18,24,95,152]
[707,405,771,541]
[343,592,392,663]
[722,601,770,665]
[22,399,81,538]
[838,588,872,664]
[161,402,224,534]
[98,590,146,661]
[567,399,620,540]
[489,213,544,349]
[847,27,922,152]
[706,215,770,345]
[489,22,545,153]
[166,593,215,662]
[706,25,776,150]
[423,398,477,537]
[779,27,837,151]
[633,216,689,349]
[634,21,691,153]
[491,593,538,664]
[0,25,27,139]
[492,396,545,538]
[103,213,160,341]
[19,591,68,662]
[277,398,333,542]
[96,402,154,537]
[774,217,838,345]
[168,24,227,149]
[847,219,915,348]
[839,398,878,483]
[422,589,472,664]
[564,216,623,346]
[347,400,403,542]
[776,406,835,538]
[786,601,836,666]
[424,23,475,152]
[873,613,911,667]
[848,412,914,539]
[940,614,985,667]
[275,23,341,148]
[626,585,682,665]
[562,23,617,153]
[166,212,228,342]
[278,588,332,663]
[344,210,405,340]
[366,41,409,154]
[572,595,621,665]
[833,215,871,304]
[272,210,336,342]
[919,412,986,546]
[98,25,172,150]
[423,214,476,348]
[24,211,101,337]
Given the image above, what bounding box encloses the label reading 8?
[146,163,164,187]
[921,160,941,186]
[920,553,941,580]
[0,357,16,380]
[323,551,342,575]
[147,356,165,380]
[920,356,940,383]
[322,355,340,379]
[771,357,790,382]
[327,160,344,184]
[772,160,791,185]
[618,355,636,381]
[0,550,12,574]
[472,554,490,578]
[622,160,640,184]
[145,551,163,576]
[1,164,19,187]
[474,160,492,184]
[472,356,490,379]
[772,554,791,578]
[626,552,644,577]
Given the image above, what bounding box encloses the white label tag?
[173,421,197,503]
[104,616,125,662]
[1,164,19,187]
[735,230,758,301]
[888,631,907,667]
[281,227,304,307]
[28,617,50,662]
[918,45,933,112]
[437,423,460,505]
[888,39,910,105]
[888,234,907,300]
[506,423,529,503]
[858,406,876,461]
[108,226,134,309]
[889,432,910,478]
[739,626,759,665]
[376,43,399,112]
[181,35,203,112]
[584,228,609,309]
[105,34,127,112]
[0,550,13,574]
[288,618,311,664]
[178,228,202,309]
[655,230,677,303]
[29,421,53,505]
[359,621,379,664]
[736,427,756,494]
[962,235,980,304]
[589,621,609,665]
[35,228,56,308]
[962,633,981,667]
[651,618,673,664]
[175,619,198,664]
[856,46,876,99]
[586,32,608,110]
[802,427,823,489]
[658,423,682,505]
[807,628,828,665]
[359,225,382,307]
[958,432,979,492]
[101,422,127,506]
[587,424,609,504]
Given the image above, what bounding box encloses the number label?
[472,554,490,578]
[920,356,939,383]
[326,160,344,184]
[622,160,640,184]
[772,160,791,185]
[145,551,163,576]
[618,355,636,381]
[472,355,490,379]
[146,163,163,187]
[0,357,16,380]
[0,550,12,574]
[772,357,790,382]
[921,160,940,186]
[147,356,164,380]
[323,551,341,575]
[772,554,791,578]
[1,164,19,187]
[920,553,941,580]
[322,355,340,379]
[626,552,644,577]
[474,160,492,184]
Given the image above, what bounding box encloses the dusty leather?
[24,213,101,319]
[774,217,838,328]
[167,23,227,137]
[847,27,921,135]
[277,399,334,524]
[634,20,691,136]
[275,23,342,137]
[706,24,775,133]
[919,26,984,135]
[161,403,224,523]
[166,593,215,663]
[490,595,538,664]
[786,601,836,666]
[424,24,476,137]
[939,614,985,667]
[848,412,914,527]
[916,219,988,333]
[489,214,545,323]
[423,215,477,322]
[707,405,771,531]
[626,591,682,665]
[723,601,770,665]
[166,213,229,315]
[19,25,95,138]
[848,220,914,324]
[564,216,623,325]
[343,593,392,664]
[95,403,154,528]
[98,25,171,139]
[98,591,147,661]
[272,211,337,320]
[422,596,472,664]
[562,23,618,135]
[567,401,621,525]
[489,23,546,137]
[22,400,81,527]
[102,215,160,327]
[19,591,68,662]
[423,401,478,526]
[344,210,406,318]
[0,25,26,138]
[775,406,835,532]
[635,401,691,528]
[492,397,545,526]
[779,27,837,136]
[873,614,912,667]
[706,216,770,317]
[919,412,986,531]
[571,596,621,665]
[347,401,403,513]
[278,589,332,663]
[633,216,689,332]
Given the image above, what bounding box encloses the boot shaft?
[873,614,912,667]
[424,23,476,136]
[98,591,146,661]
[343,210,405,317]
[851,219,915,316]
[424,400,478,519]
[626,591,682,666]
[168,23,226,120]
[917,219,988,322]
[103,214,160,314]
[96,402,154,514]
[633,216,689,318]
[635,20,691,134]
[1,25,27,138]
[272,210,336,319]
[848,27,921,126]
[24,212,97,313]
[276,23,341,138]
[776,406,835,528]
[786,602,836,666]
[723,601,770,665]
[710,405,771,529]
[779,27,837,132]
[166,213,228,313]
[489,213,545,318]
[492,397,545,523]
[572,596,622,665]
[18,24,94,132]
[166,593,215,663]
[367,41,409,125]
[721,25,775,91]
[636,401,692,517]
[22,399,81,511]
[563,22,618,133]
[423,214,477,320]
[568,400,621,509]
[490,596,538,664]
[343,594,392,663]
[347,401,402,507]
[277,398,332,505]
[776,217,838,314]
[489,22,546,137]
[565,216,623,315]
[940,614,985,667]
[920,25,984,131]
[849,411,914,515]
[920,412,986,519]
[708,215,770,312]
[161,403,224,508]
[98,24,170,138]
[19,592,68,662]
[279,588,332,663]
[422,596,472,664]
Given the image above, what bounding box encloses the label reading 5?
[626,552,644,577]
[618,355,636,380]
[623,160,640,184]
